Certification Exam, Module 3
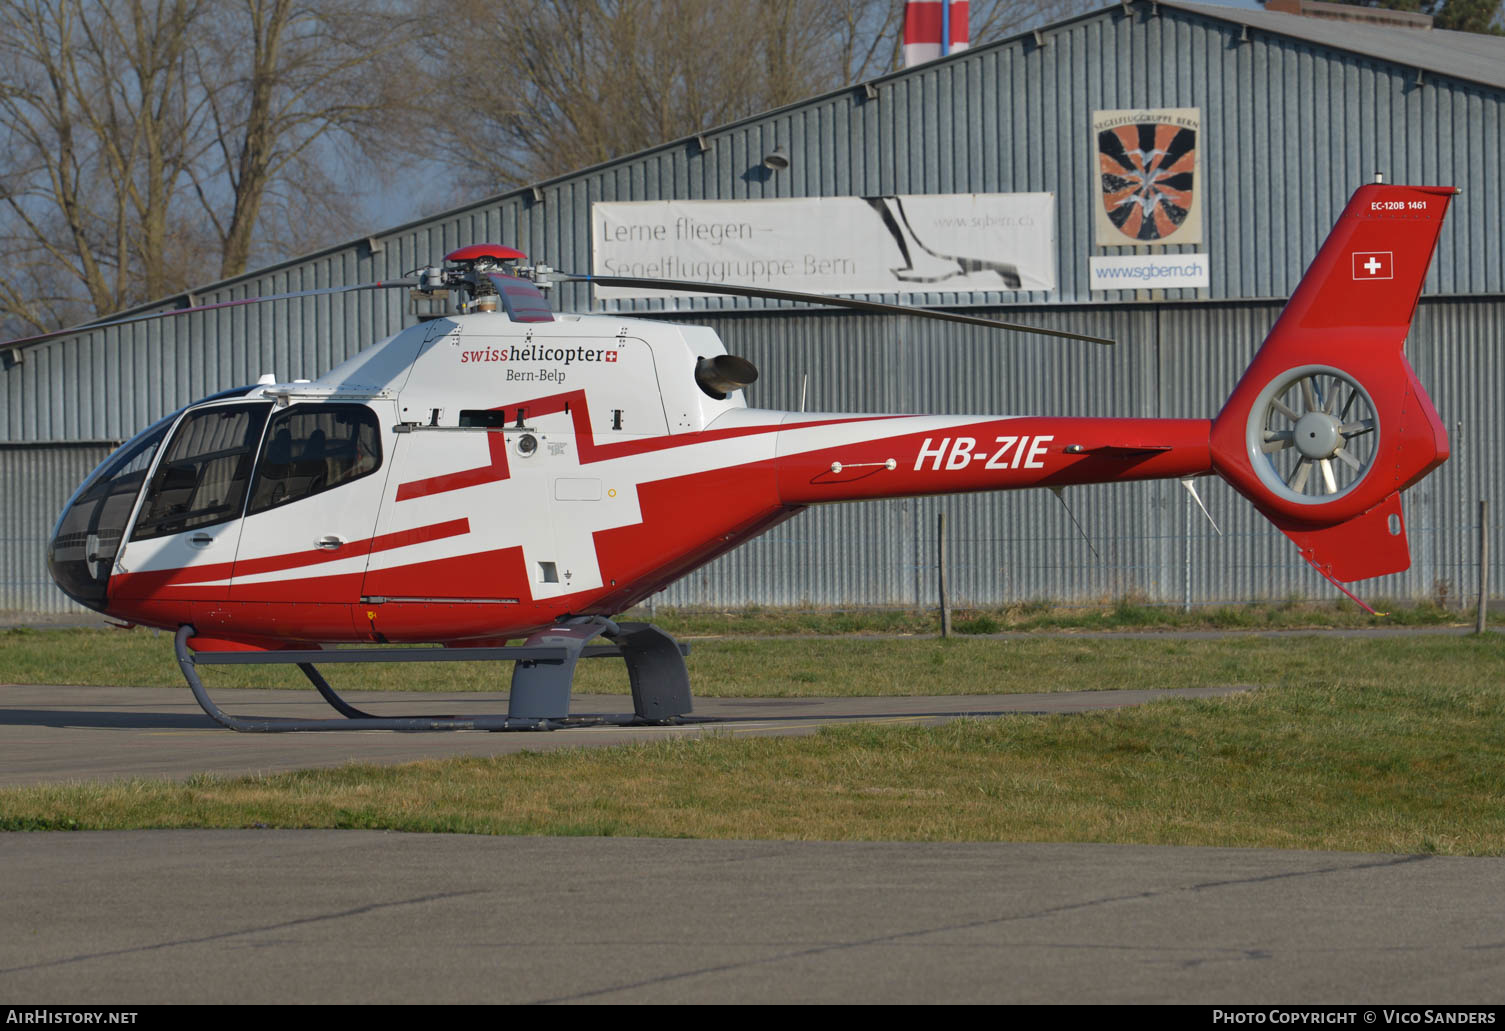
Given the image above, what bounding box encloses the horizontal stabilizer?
[1064,444,1173,457]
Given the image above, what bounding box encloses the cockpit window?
[247,404,381,514]
[47,412,178,607]
[131,403,270,540]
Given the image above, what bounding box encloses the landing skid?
[172,619,694,733]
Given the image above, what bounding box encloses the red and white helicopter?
[34,182,1455,731]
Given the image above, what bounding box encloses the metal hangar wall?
[3,0,1501,614]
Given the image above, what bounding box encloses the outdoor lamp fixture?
[763,145,789,171]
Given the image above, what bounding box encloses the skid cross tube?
[173,621,693,733]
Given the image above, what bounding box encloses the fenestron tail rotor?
[1246,365,1379,504]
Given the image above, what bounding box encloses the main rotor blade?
[563,274,1115,346]
[0,279,419,352]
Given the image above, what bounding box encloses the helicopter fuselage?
[49,306,1210,649]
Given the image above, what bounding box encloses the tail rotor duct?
[1246,365,1378,505]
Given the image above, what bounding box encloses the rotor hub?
[410,244,553,310]
[1293,411,1342,459]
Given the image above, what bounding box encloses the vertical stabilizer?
[1209,184,1455,582]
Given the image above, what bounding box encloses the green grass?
[2,671,1502,854]
[0,626,1499,697]
[637,598,1491,637]
[7,599,1490,645]
[2,626,1499,852]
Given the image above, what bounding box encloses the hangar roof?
[1166,1,1505,92]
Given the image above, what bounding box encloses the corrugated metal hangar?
[3,0,1502,615]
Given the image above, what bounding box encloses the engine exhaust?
[695,355,759,399]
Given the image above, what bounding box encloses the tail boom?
[774,415,1211,505]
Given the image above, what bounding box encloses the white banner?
[1089,253,1209,291]
[591,194,1055,299]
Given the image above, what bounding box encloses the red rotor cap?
[445,244,527,263]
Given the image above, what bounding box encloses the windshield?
[47,412,179,608]
[46,384,259,609]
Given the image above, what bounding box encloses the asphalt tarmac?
[0,682,1252,785]
[3,679,1499,1005]
[1,832,1501,1004]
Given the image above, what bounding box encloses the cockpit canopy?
[46,386,381,610]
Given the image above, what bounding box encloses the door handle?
[315,535,346,550]
[189,533,214,548]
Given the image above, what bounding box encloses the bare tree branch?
[0,0,430,333]
[416,0,1087,192]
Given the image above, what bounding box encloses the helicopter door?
[228,401,393,611]
[111,402,271,601]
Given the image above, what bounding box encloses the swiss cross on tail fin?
[1209,184,1456,587]
[1351,251,1394,280]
